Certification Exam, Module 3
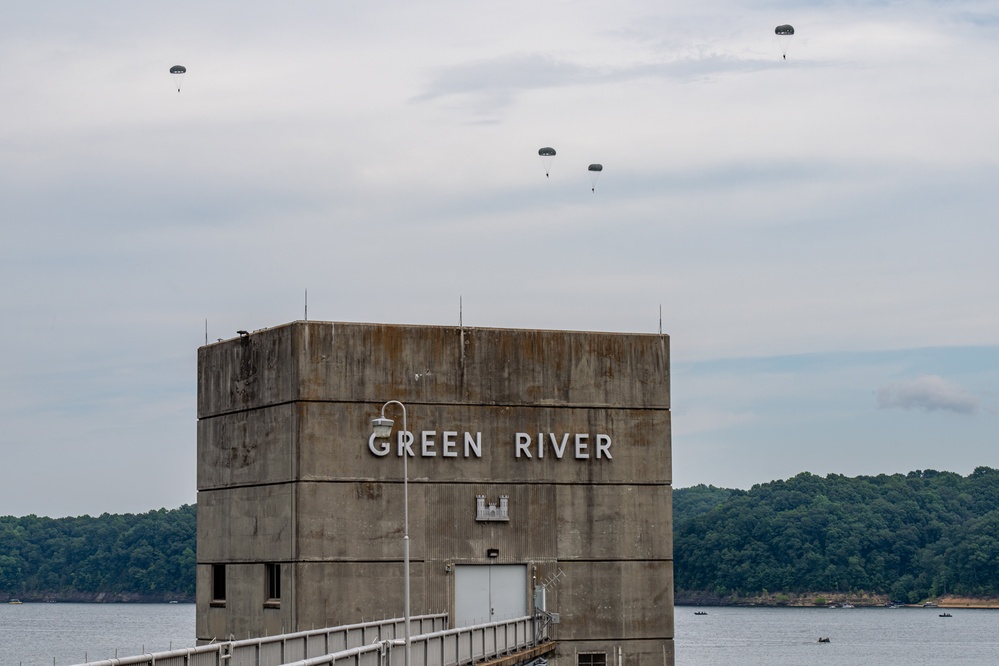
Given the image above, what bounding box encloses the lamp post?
[371,401,410,666]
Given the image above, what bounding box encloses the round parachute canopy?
[588,163,603,192]
[775,25,794,58]
[170,65,186,92]
[538,147,557,177]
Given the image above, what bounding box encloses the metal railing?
[68,614,448,666]
[67,614,546,666]
[410,616,535,666]
[281,615,537,666]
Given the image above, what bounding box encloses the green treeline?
[674,467,999,603]
[5,468,999,604]
[0,504,195,602]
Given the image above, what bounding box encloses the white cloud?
[876,375,980,414]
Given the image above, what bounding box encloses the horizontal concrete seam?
[199,398,671,420]
[549,558,674,563]
[197,480,673,491]
[197,481,298,492]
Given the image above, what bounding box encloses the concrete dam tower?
[196,321,673,665]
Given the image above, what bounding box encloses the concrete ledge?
[477,641,557,666]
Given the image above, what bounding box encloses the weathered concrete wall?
[198,322,669,414]
[197,486,295,562]
[199,402,669,488]
[197,562,292,640]
[197,321,672,664]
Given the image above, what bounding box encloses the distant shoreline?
[675,591,999,609]
[4,593,194,604]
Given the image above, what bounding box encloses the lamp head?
[371,416,395,438]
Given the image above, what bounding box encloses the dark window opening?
[578,653,607,666]
[266,563,281,601]
[212,564,226,602]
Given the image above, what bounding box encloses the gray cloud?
[412,54,590,103]
[876,375,979,414]
[411,52,781,115]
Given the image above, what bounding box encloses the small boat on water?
[8,599,22,604]
[841,603,855,608]
[939,612,953,617]
[694,611,708,615]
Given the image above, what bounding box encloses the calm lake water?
[0,603,195,666]
[3,602,999,665]
[675,605,999,665]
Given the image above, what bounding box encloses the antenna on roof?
[205,319,208,346]
[459,296,465,367]
[659,305,662,335]
[305,289,308,321]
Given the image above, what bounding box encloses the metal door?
[454,564,528,627]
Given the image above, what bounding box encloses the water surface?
[676,605,999,665]
[0,602,194,666]
[4,602,999,665]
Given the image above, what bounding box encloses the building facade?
[196,321,673,664]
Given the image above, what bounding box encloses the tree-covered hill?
[5,468,999,604]
[672,484,736,525]
[674,467,999,604]
[0,505,195,602]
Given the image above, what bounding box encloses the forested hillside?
[0,505,195,602]
[674,467,999,604]
[672,484,735,524]
[5,468,999,604]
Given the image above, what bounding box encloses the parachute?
[169,65,186,92]
[538,147,556,178]
[774,25,794,59]
[588,163,603,192]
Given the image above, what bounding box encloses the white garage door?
[454,564,528,627]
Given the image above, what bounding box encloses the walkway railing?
[281,615,538,666]
[68,614,447,666]
[409,616,536,666]
[69,614,547,666]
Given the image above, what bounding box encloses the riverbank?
[4,591,193,603]
[676,591,999,609]
[934,595,999,608]
[677,591,888,607]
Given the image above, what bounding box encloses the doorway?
[454,564,528,627]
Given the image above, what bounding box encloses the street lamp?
[371,400,410,666]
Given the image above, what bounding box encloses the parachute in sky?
[169,65,187,92]
[538,147,556,178]
[588,163,603,192]
[775,25,794,59]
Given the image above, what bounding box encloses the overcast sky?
[2,1,997,518]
